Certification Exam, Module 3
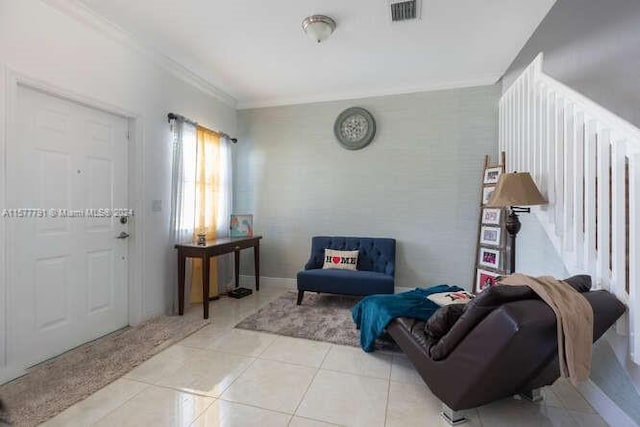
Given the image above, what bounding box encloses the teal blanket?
[351,285,463,352]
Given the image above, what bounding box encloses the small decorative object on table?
[230,214,253,237]
[196,233,206,246]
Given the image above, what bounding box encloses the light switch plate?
[151,200,162,212]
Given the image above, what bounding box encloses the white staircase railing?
[499,53,640,364]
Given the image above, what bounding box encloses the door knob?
[116,231,130,239]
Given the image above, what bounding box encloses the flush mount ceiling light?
[302,15,336,43]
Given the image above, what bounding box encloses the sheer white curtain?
[169,118,197,311]
[216,135,234,290]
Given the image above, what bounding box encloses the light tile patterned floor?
[43,286,610,426]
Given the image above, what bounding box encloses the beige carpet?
[235,291,399,352]
[0,309,209,427]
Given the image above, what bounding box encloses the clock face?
[334,107,376,150]
[340,114,369,142]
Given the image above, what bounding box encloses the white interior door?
[7,85,129,369]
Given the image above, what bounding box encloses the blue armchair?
[296,236,396,305]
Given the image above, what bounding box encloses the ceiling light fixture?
[302,15,336,43]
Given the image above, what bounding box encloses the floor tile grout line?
[383,377,392,427]
[290,343,333,420]
[288,414,344,427]
[214,352,260,399]
[124,351,258,400]
[254,356,326,369]
[318,366,391,382]
[120,378,220,400]
[186,397,218,427]
[176,340,277,359]
[85,380,153,426]
[215,397,297,418]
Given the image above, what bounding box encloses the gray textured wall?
[501,0,640,128]
[234,86,499,288]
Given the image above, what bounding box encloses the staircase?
[499,53,640,364]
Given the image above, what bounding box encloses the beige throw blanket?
[499,274,594,385]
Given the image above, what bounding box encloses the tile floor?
[43,286,610,426]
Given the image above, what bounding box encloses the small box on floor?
[228,287,253,299]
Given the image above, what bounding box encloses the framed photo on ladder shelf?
[479,226,501,247]
[472,152,508,290]
[479,247,501,269]
[482,208,502,226]
[475,268,502,293]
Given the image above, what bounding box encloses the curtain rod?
[167,112,238,143]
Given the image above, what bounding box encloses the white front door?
[7,85,129,369]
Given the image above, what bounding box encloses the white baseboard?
[577,379,638,427]
[238,275,296,289]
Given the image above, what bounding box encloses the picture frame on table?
[481,207,502,225]
[482,186,496,205]
[480,225,501,246]
[483,167,502,185]
[230,214,253,237]
[479,247,501,269]
[475,268,502,293]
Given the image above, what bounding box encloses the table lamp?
[487,172,547,273]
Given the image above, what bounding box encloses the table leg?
[254,241,260,291]
[202,255,210,319]
[234,249,240,288]
[177,251,186,316]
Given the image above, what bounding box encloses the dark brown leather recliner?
[386,279,625,424]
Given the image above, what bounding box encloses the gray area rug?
[235,291,399,352]
[0,310,209,427]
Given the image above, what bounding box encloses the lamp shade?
[302,15,336,43]
[487,172,547,207]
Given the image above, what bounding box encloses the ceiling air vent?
[389,0,421,22]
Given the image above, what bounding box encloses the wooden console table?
[175,235,262,319]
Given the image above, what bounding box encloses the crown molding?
[41,0,237,108]
[236,74,502,110]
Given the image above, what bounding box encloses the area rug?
[235,291,399,352]
[0,310,209,427]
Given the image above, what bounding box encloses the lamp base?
[505,209,522,274]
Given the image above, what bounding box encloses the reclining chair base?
[441,404,467,425]
[520,388,543,403]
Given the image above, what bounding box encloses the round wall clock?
[333,107,376,150]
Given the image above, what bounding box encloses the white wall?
[516,213,569,278]
[235,85,499,288]
[0,0,236,321]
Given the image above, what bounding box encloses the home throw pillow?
[427,291,475,306]
[322,249,358,270]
